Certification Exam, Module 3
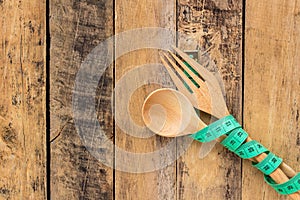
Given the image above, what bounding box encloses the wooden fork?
[159,46,300,199]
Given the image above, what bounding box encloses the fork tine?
[168,50,209,95]
[162,52,212,115]
[159,54,199,109]
[171,45,215,82]
[162,52,199,92]
[167,47,230,118]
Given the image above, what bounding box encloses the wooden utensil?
[142,88,207,137]
[142,88,300,199]
[142,46,299,199]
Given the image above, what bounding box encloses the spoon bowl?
[142,88,206,137]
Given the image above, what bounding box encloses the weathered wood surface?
[244,0,300,199]
[50,0,113,199]
[114,0,177,199]
[0,0,47,199]
[0,0,300,199]
[177,0,243,199]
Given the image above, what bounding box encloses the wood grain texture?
[1,0,299,199]
[0,0,46,199]
[50,0,113,199]
[177,0,243,199]
[114,0,177,199]
[244,0,300,199]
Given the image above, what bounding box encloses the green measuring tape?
[190,115,300,195]
[265,173,300,195]
[235,140,268,159]
[252,151,283,175]
[220,128,248,152]
[190,115,241,142]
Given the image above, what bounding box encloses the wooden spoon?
[142,88,207,137]
[142,88,227,143]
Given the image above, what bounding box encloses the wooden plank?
[0,0,46,199]
[244,0,300,199]
[177,0,243,199]
[114,0,177,199]
[50,0,114,199]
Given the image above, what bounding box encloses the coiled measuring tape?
[190,115,300,195]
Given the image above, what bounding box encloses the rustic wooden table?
[0,0,299,199]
